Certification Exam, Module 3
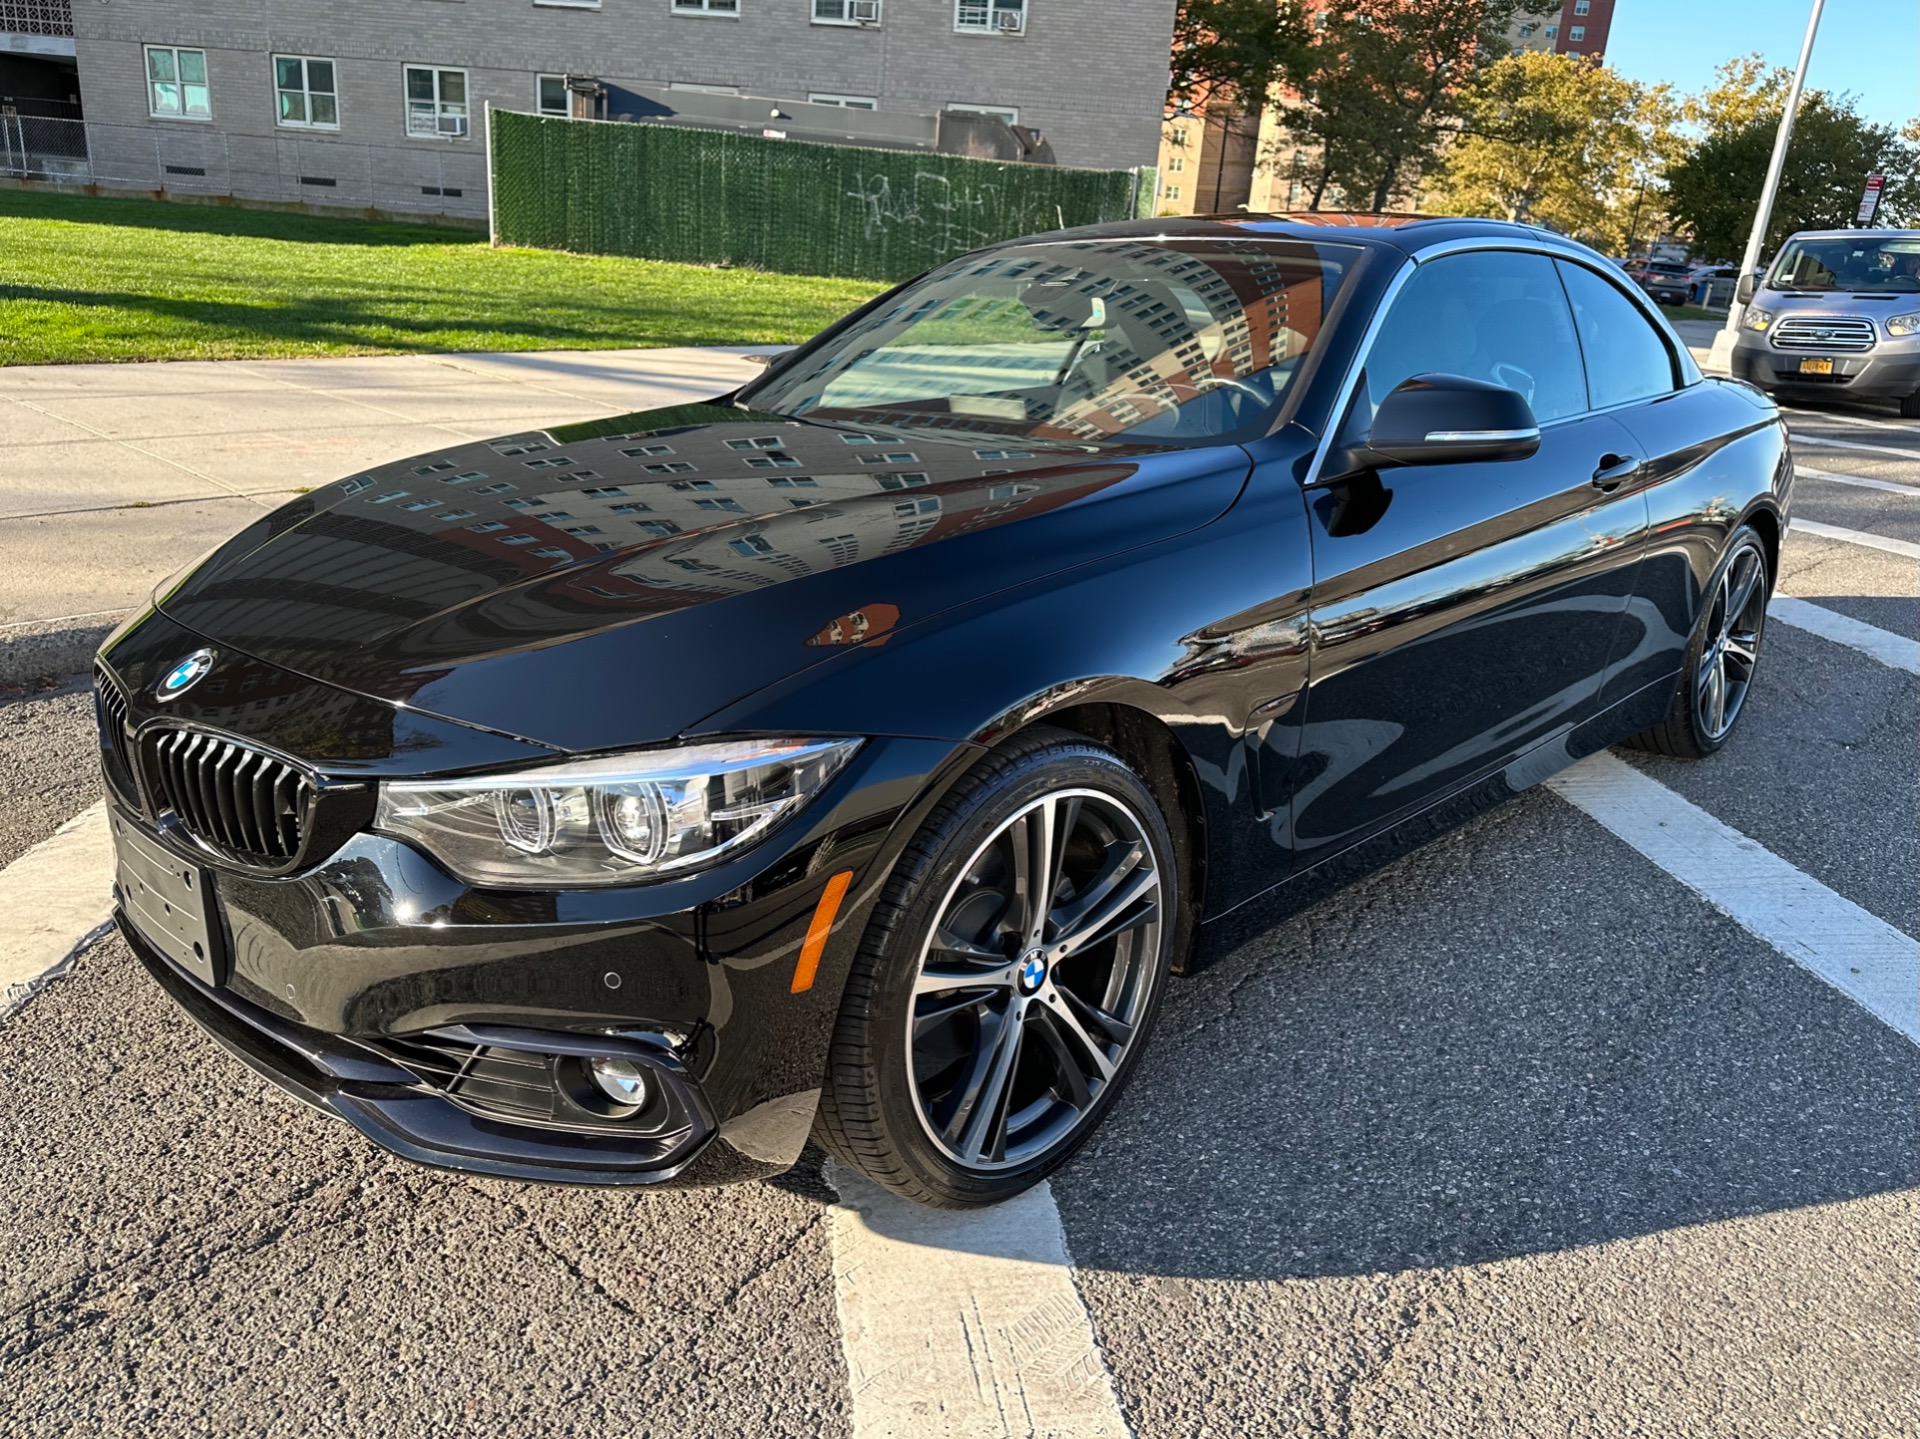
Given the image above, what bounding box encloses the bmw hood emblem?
[156,648,215,701]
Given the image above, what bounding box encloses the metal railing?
[2,117,486,220]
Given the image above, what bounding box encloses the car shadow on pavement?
[1035,789,1919,1282]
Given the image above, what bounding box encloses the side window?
[1555,260,1679,410]
[1359,250,1587,426]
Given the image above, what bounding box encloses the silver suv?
[1731,229,1920,417]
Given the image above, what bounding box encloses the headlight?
[1742,306,1775,332]
[374,737,861,887]
[1887,313,1920,337]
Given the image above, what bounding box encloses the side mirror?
[1736,273,1756,305]
[1319,373,1539,484]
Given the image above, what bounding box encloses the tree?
[1168,0,1312,114]
[1684,54,1795,136]
[1426,51,1677,253]
[1665,91,1920,260]
[1274,0,1557,213]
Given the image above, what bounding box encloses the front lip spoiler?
[122,911,725,1188]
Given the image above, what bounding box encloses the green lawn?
[0,190,882,365]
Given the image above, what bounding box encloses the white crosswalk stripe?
[1547,753,1919,1046]
[1792,517,1920,561]
[829,1167,1130,1439]
[1795,465,1920,497]
[0,802,113,1023]
[1790,432,1920,462]
[1768,596,1919,675]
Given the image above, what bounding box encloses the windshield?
[742,238,1356,446]
[1767,234,1920,293]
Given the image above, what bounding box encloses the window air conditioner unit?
[438,114,469,137]
[850,0,880,21]
[993,8,1024,31]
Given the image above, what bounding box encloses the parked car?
[98,217,1791,1207]
[1732,228,1920,417]
[1633,259,1694,306]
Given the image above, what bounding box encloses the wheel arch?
[972,686,1215,976]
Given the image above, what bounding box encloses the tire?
[816,727,1179,1207]
[1626,525,1771,759]
[1900,389,1920,420]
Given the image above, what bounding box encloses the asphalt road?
[1,392,1914,1438]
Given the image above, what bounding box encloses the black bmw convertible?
[97,216,1790,1207]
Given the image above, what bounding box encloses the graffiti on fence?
[844,171,1002,256]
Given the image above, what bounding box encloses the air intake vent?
[146,729,313,868]
[1770,316,1876,352]
[93,665,139,808]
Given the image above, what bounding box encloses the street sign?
[1856,173,1885,225]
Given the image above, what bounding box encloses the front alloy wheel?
[908,789,1162,1172]
[817,729,1179,1207]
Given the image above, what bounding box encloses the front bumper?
[97,610,970,1187]
[123,914,778,1185]
[1732,332,1920,400]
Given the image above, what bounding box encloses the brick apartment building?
[1156,0,1620,217]
[0,0,1173,220]
[1509,0,1617,58]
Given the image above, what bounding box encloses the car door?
[1289,247,1651,864]
[1551,257,1730,711]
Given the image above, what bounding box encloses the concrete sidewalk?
[0,346,772,685]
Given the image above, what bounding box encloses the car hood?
[157,402,1252,752]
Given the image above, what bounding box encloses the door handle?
[1591,454,1642,492]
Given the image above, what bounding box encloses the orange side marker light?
[791,869,855,993]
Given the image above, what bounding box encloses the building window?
[813,0,881,24]
[810,93,878,109]
[405,66,470,137]
[1164,184,1181,202]
[1544,23,1558,39]
[671,0,741,16]
[274,56,337,129]
[669,83,741,95]
[537,74,570,117]
[954,0,1024,34]
[146,46,211,120]
[1166,154,1185,173]
[1568,24,1584,40]
[1574,0,1590,12]
[947,102,1019,126]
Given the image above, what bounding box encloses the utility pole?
[1707,0,1824,373]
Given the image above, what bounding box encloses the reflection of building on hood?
[159,410,1136,670]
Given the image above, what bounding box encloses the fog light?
[587,1056,651,1107]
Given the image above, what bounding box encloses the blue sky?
[1605,0,1918,130]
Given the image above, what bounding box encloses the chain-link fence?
[489,108,1156,282]
[0,117,485,221]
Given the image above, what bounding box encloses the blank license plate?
[112,812,224,986]
[1798,357,1835,375]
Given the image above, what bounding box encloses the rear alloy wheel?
[1628,525,1770,759]
[817,730,1178,1207]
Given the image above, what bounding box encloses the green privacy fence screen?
[488,109,1156,283]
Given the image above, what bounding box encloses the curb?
[0,616,125,690]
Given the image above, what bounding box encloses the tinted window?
[1360,250,1586,425]
[743,238,1357,447]
[1556,260,1678,410]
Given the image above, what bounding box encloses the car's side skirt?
[1181,669,1679,973]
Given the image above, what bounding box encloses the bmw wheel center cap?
[1018,949,1049,995]
[156,648,216,701]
